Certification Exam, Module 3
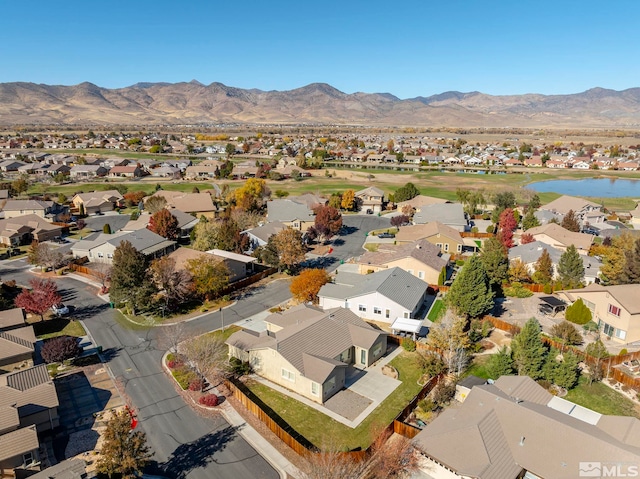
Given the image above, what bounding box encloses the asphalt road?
[1,259,289,479]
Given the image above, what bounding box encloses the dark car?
[582,228,599,236]
[366,209,374,214]
[378,232,395,239]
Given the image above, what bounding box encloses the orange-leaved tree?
[290,268,331,304]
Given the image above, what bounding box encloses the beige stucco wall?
[568,290,639,343]
[424,235,463,255]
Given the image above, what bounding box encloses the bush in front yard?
[172,366,198,390]
[188,377,205,391]
[41,336,82,363]
[167,359,184,369]
[401,337,416,352]
[199,394,219,407]
[229,357,252,377]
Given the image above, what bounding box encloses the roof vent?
[519,436,525,447]
[515,397,523,404]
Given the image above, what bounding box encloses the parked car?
[378,232,395,239]
[52,303,70,316]
[582,228,599,236]
[366,209,374,214]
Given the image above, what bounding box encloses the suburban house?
[414,375,640,479]
[69,164,108,179]
[71,228,177,264]
[540,195,604,226]
[266,197,319,231]
[26,459,88,479]
[0,215,64,246]
[72,190,124,215]
[207,249,257,282]
[147,191,218,219]
[1,200,68,222]
[395,221,469,254]
[355,239,449,284]
[395,195,449,214]
[318,267,429,323]
[108,165,143,178]
[557,284,639,343]
[123,209,199,242]
[151,165,181,179]
[243,221,288,250]
[412,203,468,231]
[185,161,223,179]
[226,305,387,404]
[355,186,385,213]
[0,364,61,478]
[508,241,602,284]
[524,223,594,254]
[0,308,35,374]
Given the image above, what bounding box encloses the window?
[385,309,390,319]
[107,253,113,259]
[615,329,627,340]
[358,304,367,312]
[325,376,336,391]
[436,243,443,249]
[97,252,104,258]
[608,304,621,317]
[293,222,299,228]
[407,269,414,275]
[583,299,595,312]
[444,243,449,252]
[374,307,381,315]
[23,452,35,467]
[403,311,410,319]
[360,349,366,364]
[372,342,382,358]
[418,271,424,279]
[311,382,319,396]
[603,322,615,337]
[281,368,295,382]
[457,244,463,253]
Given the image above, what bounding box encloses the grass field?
[427,299,445,322]
[244,350,425,451]
[32,318,86,340]
[565,377,640,418]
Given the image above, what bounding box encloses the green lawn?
[464,355,492,380]
[565,377,640,418]
[33,318,86,340]
[243,350,425,451]
[207,325,241,342]
[427,299,445,322]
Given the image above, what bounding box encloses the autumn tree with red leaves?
[313,205,342,242]
[520,233,535,244]
[15,278,61,321]
[498,208,517,249]
[148,208,179,240]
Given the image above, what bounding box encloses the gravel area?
[323,389,372,421]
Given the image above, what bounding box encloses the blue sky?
[2,0,638,98]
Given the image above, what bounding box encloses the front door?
[360,349,366,365]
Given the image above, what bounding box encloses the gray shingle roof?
[319,267,428,311]
[357,239,448,272]
[267,199,315,223]
[413,203,467,228]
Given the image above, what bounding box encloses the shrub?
[503,283,533,298]
[41,336,82,363]
[401,337,416,352]
[172,367,197,390]
[199,394,219,407]
[542,283,553,294]
[417,398,436,413]
[188,378,205,391]
[431,382,456,408]
[565,298,592,325]
[230,357,252,376]
[620,349,628,356]
[486,225,495,233]
[167,359,184,369]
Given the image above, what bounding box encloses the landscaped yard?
[464,355,491,380]
[427,299,445,322]
[565,377,640,418]
[242,350,425,451]
[32,318,86,340]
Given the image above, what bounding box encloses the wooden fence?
[460,232,495,239]
[219,267,277,296]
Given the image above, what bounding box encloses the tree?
[14,278,61,321]
[394,182,420,203]
[437,266,447,286]
[391,214,410,228]
[533,248,553,284]
[521,208,540,231]
[144,195,167,214]
[552,350,580,389]
[149,256,193,310]
[148,209,179,240]
[520,233,535,244]
[290,269,331,303]
[41,336,82,363]
[103,223,112,234]
[485,346,515,379]
[313,205,342,241]
[341,189,355,210]
[186,256,229,300]
[493,191,516,211]
[109,241,155,315]
[529,194,541,211]
[511,318,546,379]
[564,298,592,325]
[253,235,280,268]
[619,238,640,284]
[27,241,63,272]
[230,178,269,211]
[585,339,609,384]
[181,334,229,388]
[557,245,584,288]
[426,310,471,375]
[457,189,485,216]
[445,256,494,319]
[225,143,235,158]
[273,228,306,271]
[11,177,28,195]
[328,193,342,209]
[497,208,517,249]
[192,218,249,253]
[550,321,582,347]
[508,258,531,283]
[96,408,151,479]
[561,209,581,232]
[480,237,509,289]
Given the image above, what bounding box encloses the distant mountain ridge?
[0,81,639,127]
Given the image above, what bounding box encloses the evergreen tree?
[103,223,112,234]
[529,194,541,211]
[445,256,494,319]
[558,245,584,288]
[480,237,509,290]
[97,408,151,479]
[437,267,446,286]
[110,241,155,315]
[565,298,592,325]
[561,209,581,232]
[619,238,640,284]
[511,318,546,379]
[522,208,540,231]
[532,248,553,284]
[485,346,515,379]
[553,351,580,389]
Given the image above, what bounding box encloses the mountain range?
[1,81,639,128]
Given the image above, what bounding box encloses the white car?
[52,303,69,316]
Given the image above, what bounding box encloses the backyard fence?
[219,267,277,296]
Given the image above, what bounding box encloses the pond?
[528,178,640,198]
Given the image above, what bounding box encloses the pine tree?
[480,237,509,289]
[553,351,580,389]
[561,209,581,232]
[565,298,592,325]
[445,256,494,319]
[619,238,640,284]
[109,241,156,315]
[437,267,446,286]
[533,248,553,284]
[103,223,112,234]
[558,245,584,288]
[485,346,515,379]
[511,318,546,379]
[522,208,540,231]
[97,409,151,479]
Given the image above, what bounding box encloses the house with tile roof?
[0,215,64,246]
[1,199,68,222]
[414,375,640,479]
[318,267,428,323]
[412,203,468,231]
[72,190,123,215]
[226,305,387,403]
[540,195,604,225]
[147,191,218,219]
[557,284,640,343]
[355,186,385,213]
[524,223,594,254]
[355,239,449,284]
[395,221,471,255]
